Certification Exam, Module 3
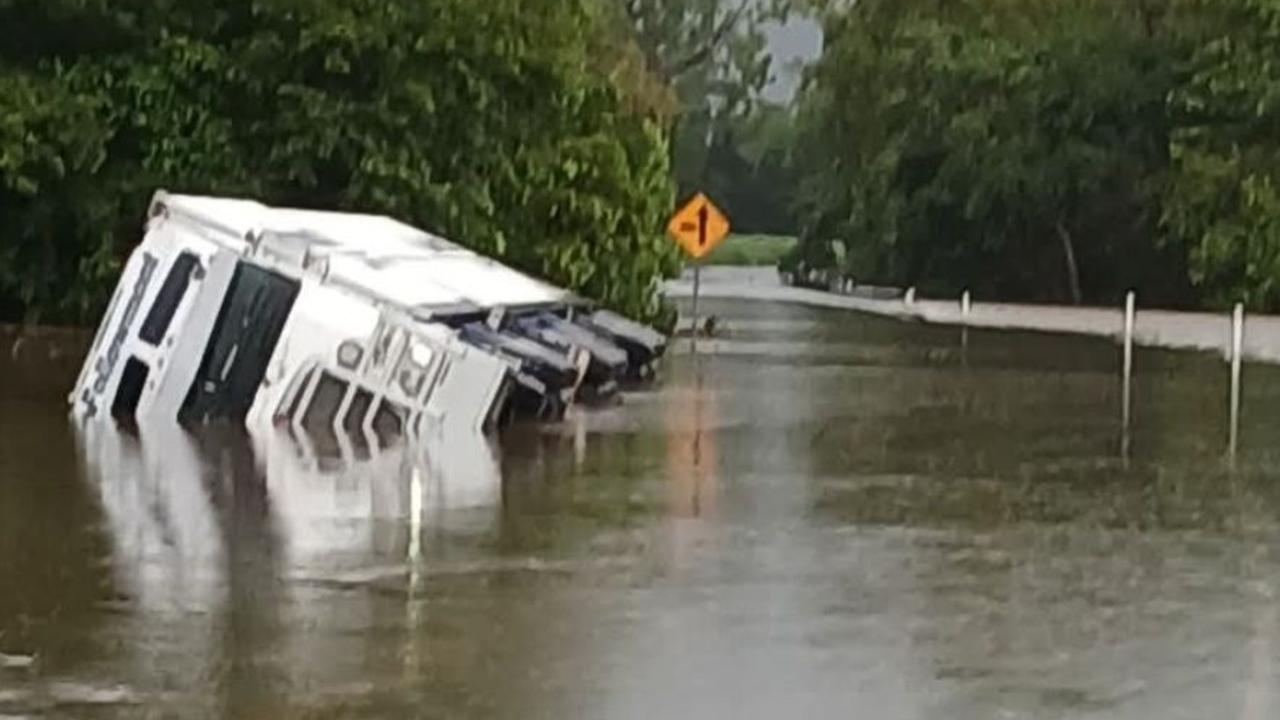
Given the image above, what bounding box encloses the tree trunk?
[1056,221,1083,306]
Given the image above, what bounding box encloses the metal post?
[960,290,971,361]
[1122,291,1135,460]
[408,467,424,596]
[1230,303,1244,462]
[574,408,587,468]
[691,262,702,353]
[961,290,972,318]
[1123,291,1136,382]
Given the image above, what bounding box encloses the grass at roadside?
[700,233,798,266]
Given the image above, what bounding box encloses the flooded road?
[5,298,1280,718]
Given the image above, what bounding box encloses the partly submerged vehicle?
[70,192,665,445]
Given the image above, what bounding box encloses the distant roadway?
[666,266,1280,364]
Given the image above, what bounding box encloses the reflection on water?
[5,299,1280,717]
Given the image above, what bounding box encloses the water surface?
[4,299,1280,718]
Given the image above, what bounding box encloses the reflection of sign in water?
[665,375,719,519]
[667,193,730,260]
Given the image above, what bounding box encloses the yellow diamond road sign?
[667,193,730,260]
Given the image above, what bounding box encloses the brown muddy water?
[5,299,1280,719]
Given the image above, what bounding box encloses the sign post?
[667,193,731,347]
[693,262,701,340]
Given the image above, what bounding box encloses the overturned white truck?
[70,192,665,446]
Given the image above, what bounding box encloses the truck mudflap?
[511,313,628,400]
[575,310,667,379]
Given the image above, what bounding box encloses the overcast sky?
[763,16,823,102]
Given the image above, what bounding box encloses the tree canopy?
[18,0,1279,320]
[617,0,801,234]
[789,0,1280,311]
[0,0,680,324]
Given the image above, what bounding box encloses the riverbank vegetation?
[704,234,797,266]
[787,0,1280,311]
[19,0,1280,322]
[1,0,817,327]
[0,0,689,325]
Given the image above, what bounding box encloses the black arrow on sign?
[698,204,709,247]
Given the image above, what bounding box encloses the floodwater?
[5,298,1280,718]
[669,265,1280,363]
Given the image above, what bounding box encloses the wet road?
[670,266,1280,363]
[5,298,1280,718]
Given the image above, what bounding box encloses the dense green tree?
[0,70,114,322]
[617,0,799,233]
[792,0,1196,304]
[701,101,799,234]
[790,0,1280,311]
[0,0,679,325]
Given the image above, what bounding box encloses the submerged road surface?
[5,297,1280,718]
[668,266,1280,363]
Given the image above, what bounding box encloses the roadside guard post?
[667,192,731,345]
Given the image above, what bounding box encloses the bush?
[0,0,680,325]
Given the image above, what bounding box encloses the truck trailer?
[70,192,665,449]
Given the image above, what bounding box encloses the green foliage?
[1164,0,1280,309]
[700,101,801,235]
[792,0,1280,311]
[0,70,116,323]
[794,0,1196,306]
[617,0,800,235]
[0,0,679,325]
[702,233,797,266]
